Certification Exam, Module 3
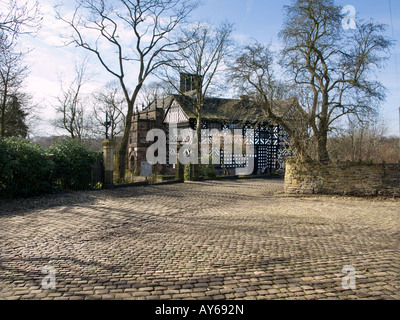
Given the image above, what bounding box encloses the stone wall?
[284,161,400,197]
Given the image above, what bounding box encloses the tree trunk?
[317,131,330,163]
[0,102,5,138]
[192,113,201,180]
[118,137,128,180]
[1,87,7,138]
[317,97,330,164]
[118,100,134,180]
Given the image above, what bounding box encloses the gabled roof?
[173,95,262,124]
[144,93,298,125]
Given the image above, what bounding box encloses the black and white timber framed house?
[128,74,293,176]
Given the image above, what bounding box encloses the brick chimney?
[180,73,203,93]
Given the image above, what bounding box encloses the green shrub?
[0,138,102,198]
[49,139,102,191]
[0,138,53,197]
[184,157,216,181]
[199,156,217,179]
[184,162,192,181]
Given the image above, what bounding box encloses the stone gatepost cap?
[102,139,116,147]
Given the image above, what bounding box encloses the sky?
[15,0,400,137]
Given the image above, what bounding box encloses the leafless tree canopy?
[56,0,199,178]
[0,38,27,137]
[159,21,233,178]
[230,0,393,164]
[161,21,233,96]
[0,0,41,138]
[279,0,392,163]
[52,59,92,140]
[229,42,312,161]
[0,0,41,39]
[138,81,173,110]
[91,81,126,140]
[329,115,399,164]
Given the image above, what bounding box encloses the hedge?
[0,138,54,197]
[49,139,102,191]
[0,138,102,198]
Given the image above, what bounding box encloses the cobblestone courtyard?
[0,179,399,300]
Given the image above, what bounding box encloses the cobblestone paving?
[0,179,399,300]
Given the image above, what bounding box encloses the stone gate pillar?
[102,139,115,189]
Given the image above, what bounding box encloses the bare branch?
[0,0,42,38]
[55,0,199,178]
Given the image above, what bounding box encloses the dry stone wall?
[284,161,400,197]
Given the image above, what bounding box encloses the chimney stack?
[180,73,203,93]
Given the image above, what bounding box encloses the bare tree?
[230,42,312,161]
[137,81,172,110]
[160,21,233,178]
[53,59,92,140]
[91,81,126,139]
[328,115,399,163]
[0,0,41,38]
[279,0,392,163]
[0,37,36,138]
[0,0,41,138]
[0,33,28,137]
[56,0,199,179]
